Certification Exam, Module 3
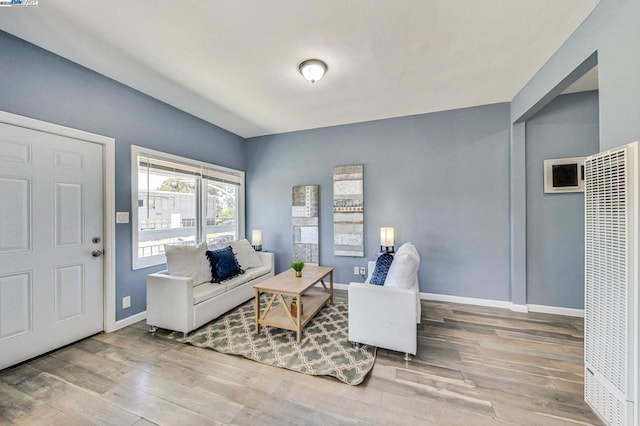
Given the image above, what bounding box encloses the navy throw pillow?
[206,246,244,283]
[370,253,394,285]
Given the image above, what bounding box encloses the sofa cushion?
[193,282,227,305]
[164,242,211,285]
[223,272,252,291]
[206,246,244,283]
[246,265,271,281]
[229,239,262,270]
[370,253,394,285]
[384,243,420,289]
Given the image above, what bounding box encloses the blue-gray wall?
[0,31,246,320]
[510,0,640,306]
[246,103,512,300]
[526,91,599,309]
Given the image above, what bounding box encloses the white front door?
[0,122,104,370]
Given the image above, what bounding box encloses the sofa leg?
[352,342,361,349]
[149,325,157,333]
[403,353,413,361]
[183,332,189,339]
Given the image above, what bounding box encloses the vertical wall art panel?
[292,185,319,264]
[333,164,364,257]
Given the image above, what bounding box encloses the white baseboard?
[418,292,583,317]
[527,304,584,318]
[420,292,514,310]
[114,283,581,331]
[510,304,529,313]
[108,310,146,332]
[333,283,350,290]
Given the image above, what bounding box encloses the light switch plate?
[116,212,130,224]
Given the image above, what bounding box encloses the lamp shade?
[251,229,263,246]
[299,59,327,83]
[380,227,395,247]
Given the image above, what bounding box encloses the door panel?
[0,122,103,369]
[54,264,84,322]
[0,272,32,340]
[55,182,84,247]
[0,177,31,253]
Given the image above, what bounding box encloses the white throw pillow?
[164,241,212,284]
[229,239,262,269]
[395,242,420,259]
[384,242,420,288]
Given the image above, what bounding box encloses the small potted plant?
[291,260,305,277]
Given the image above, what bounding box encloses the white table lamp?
[252,229,263,251]
[380,227,395,254]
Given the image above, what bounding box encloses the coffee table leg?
[330,270,334,304]
[254,288,260,334]
[296,296,302,342]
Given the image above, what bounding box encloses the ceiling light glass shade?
[299,59,327,83]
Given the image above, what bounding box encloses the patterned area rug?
[165,299,376,385]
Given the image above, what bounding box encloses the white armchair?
[348,246,421,361]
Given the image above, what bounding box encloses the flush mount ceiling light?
[298,59,327,83]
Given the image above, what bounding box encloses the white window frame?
[131,145,245,270]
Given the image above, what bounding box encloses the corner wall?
[0,31,246,321]
[510,0,640,307]
[246,103,512,301]
[526,91,599,309]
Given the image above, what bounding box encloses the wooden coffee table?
[253,265,334,342]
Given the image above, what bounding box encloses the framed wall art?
[292,185,319,264]
[333,164,364,257]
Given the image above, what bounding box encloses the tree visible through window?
[131,146,244,269]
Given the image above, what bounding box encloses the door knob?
[92,250,103,257]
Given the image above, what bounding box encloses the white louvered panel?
[584,142,637,426]
[586,373,626,426]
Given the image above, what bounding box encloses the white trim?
[317,283,585,318]
[333,283,349,290]
[111,310,147,331]
[527,304,584,318]
[0,110,117,333]
[130,145,246,270]
[420,292,514,310]
[510,304,529,313]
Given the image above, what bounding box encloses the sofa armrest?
[256,251,275,272]
[146,271,195,333]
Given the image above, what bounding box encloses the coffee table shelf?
[259,291,330,331]
[254,266,334,342]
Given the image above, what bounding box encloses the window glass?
[131,147,244,269]
[204,179,238,248]
[137,166,197,260]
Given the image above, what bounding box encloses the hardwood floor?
[0,291,602,425]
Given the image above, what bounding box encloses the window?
[131,146,245,269]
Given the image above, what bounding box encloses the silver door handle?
[92,250,103,257]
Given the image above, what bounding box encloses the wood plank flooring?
[0,291,602,425]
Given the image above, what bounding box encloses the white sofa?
[147,251,274,336]
[348,246,421,360]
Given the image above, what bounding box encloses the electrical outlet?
[122,296,131,309]
[353,266,359,275]
[360,266,366,275]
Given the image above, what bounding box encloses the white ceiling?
[0,0,600,138]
